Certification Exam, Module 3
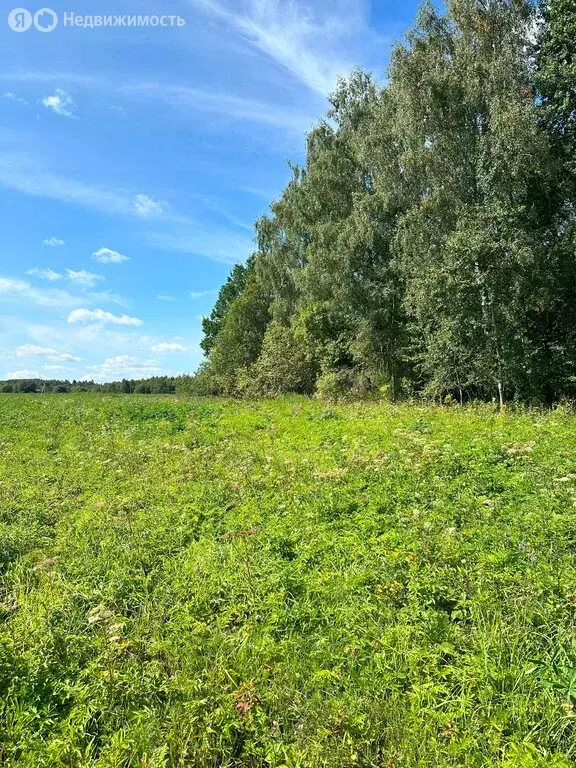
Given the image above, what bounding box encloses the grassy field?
[1,395,576,766]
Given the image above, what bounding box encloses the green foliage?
[245,322,317,397]
[0,376,196,395]
[3,395,576,764]
[315,368,374,402]
[197,0,576,406]
[536,0,576,178]
[201,261,252,355]
[204,276,271,394]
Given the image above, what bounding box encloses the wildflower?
[33,557,56,573]
[87,604,114,625]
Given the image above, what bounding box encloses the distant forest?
[3,0,575,404]
[0,377,195,395]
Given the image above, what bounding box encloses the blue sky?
[1,0,420,382]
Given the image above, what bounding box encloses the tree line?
[197,0,576,404]
[0,376,195,394]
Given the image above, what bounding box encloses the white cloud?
[126,82,315,135]
[188,0,364,96]
[4,369,40,379]
[0,275,81,308]
[27,267,63,281]
[0,154,175,222]
[66,269,104,288]
[4,91,29,105]
[149,229,254,265]
[87,355,162,381]
[92,247,130,264]
[86,290,128,307]
[133,193,167,218]
[16,344,81,362]
[0,276,29,293]
[0,72,99,86]
[67,308,143,326]
[151,342,188,353]
[157,294,177,301]
[4,72,315,140]
[25,324,62,345]
[190,290,216,299]
[41,88,77,118]
[43,236,65,247]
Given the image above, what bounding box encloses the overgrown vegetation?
[2,394,576,765]
[197,0,576,405]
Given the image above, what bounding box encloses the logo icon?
[8,7,32,31]
[34,7,57,31]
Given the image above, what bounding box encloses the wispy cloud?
[157,294,177,302]
[4,369,40,379]
[40,89,77,118]
[0,275,83,309]
[86,290,128,307]
[0,154,173,222]
[151,342,188,353]
[125,81,316,134]
[66,269,104,288]
[92,247,130,264]
[43,236,65,247]
[27,267,106,289]
[187,0,367,96]
[86,355,161,381]
[16,344,80,362]
[67,308,143,326]
[149,229,254,265]
[3,91,29,105]
[27,267,62,281]
[190,290,216,298]
[133,193,167,218]
[0,72,99,85]
[2,70,316,136]
[1,277,32,293]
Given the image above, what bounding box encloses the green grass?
[2,394,576,766]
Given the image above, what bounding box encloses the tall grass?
[1,394,576,766]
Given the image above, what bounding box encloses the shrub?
[315,368,373,402]
[248,323,317,397]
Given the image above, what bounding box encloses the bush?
[248,323,317,397]
[315,368,373,402]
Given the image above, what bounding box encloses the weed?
[1,395,576,765]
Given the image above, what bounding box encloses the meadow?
[1,394,576,767]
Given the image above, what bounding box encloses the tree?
[197,0,576,404]
[248,322,317,396]
[389,0,562,403]
[536,0,576,178]
[203,275,271,394]
[201,260,253,355]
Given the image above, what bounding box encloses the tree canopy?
[197,0,576,405]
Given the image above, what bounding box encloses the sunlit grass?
[1,394,576,766]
